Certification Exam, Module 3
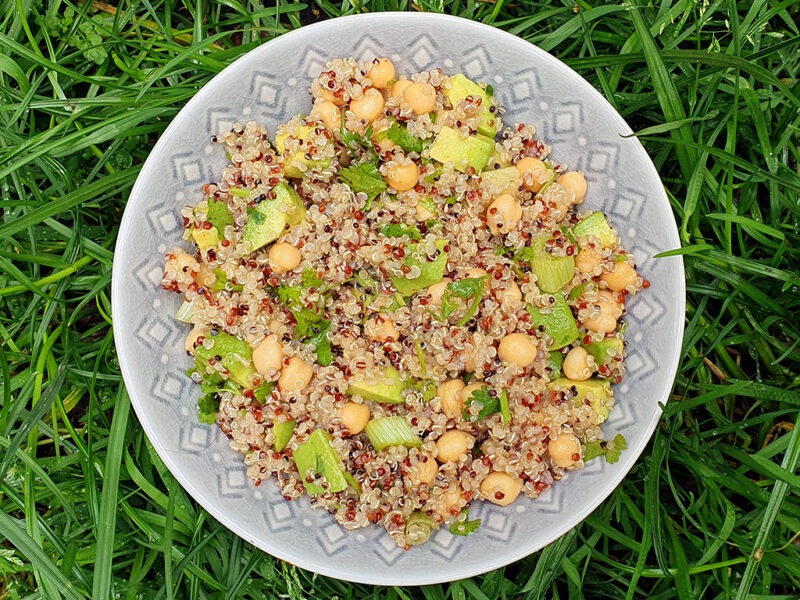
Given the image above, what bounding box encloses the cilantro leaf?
[338,162,387,211]
[583,434,628,464]
[210,269,243,292]
[207,198,233,232]
[253,380,275,403]
[449,509,481,536]
[340,112,375,158]
[440,276,488,326]
[193,369,233,424]
[302,267,323,288]
[381,223,422,241]
[485,84,494,96]
[198,393,220,424]
[384,120,423,154]
[305,320,332,366]
[228,187,252,198]
[462,385,501,421]
[274,284,330,361]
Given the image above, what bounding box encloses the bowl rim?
[112,10,685,585]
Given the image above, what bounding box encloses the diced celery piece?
[530,234,575,292]
[273,420,296,452]
[499,389,511,425]
[293,429,348,494]
[175,301,194,323]
[527,293,579,350]
[572,212,617,247]
[405,511,439,546]
[390,239,448,296]
[365,417,422,451]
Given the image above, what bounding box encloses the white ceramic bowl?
[112,12,685,585]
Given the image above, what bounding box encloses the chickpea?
[278,356,313,391]
[377,138,396,154]
[172,249,198,273]
[556,171,587,203]
[575,246,603,274]
[341,401,370,434]
[442,485,463,514]
[252,334,284,377]
[499,281,522,306]
[195,263,217,288]
[407,453,438,485]
[416,202,435,221]
[436,430,474,463]
[384,161,419,192]
[486,193,523,234]
[268,242,301,274]
[562,347,593,381]
[309,101,341,130]
[465,267,488,279]
[427,278,450,307]
[438,379,466,419]
[460,382,487,408]
[403,82,437,115]
[267,318,283,335]
[184,324,209,355]
[548,434,581,468]
[600,261,638,291]
[315,84,347,107]
[349,88,385,123]
[498,333,537,368]
[390,78,412,98]
[583,290,622,333]
[364,315,399,342]
[367,58,395,89]
[480,472,523,506]
[515,156,549,192]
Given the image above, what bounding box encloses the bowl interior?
[112,12,684,585]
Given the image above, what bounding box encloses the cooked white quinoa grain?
[162,57,648,549]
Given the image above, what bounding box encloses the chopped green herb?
[338,162,387,211]
[423,167,443,184]
[340,112,375,160]
[584,433,628,464]
[253,380,275,403]
[420,197,438,214]
[206,198,234,232]
[569,282,586,301]
[449,509,481,536]
[414,339,427,376]
[210,269,243,292]
[384,120,423,154]
[381,223,422,241]
[302,267,323,288]
[499,389,511,424]
[485,84,494,96]
[462,385,502,421]
[191,369,235,424]
[228,187,251,198]
[441,276,488,326]
[274,284,331,364]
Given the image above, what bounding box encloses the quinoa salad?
[162,57,648,548]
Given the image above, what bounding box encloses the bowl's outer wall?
[112,13,684,585]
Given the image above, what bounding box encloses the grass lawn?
[1,1,799,598]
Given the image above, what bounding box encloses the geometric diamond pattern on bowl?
[112,12,684,586]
